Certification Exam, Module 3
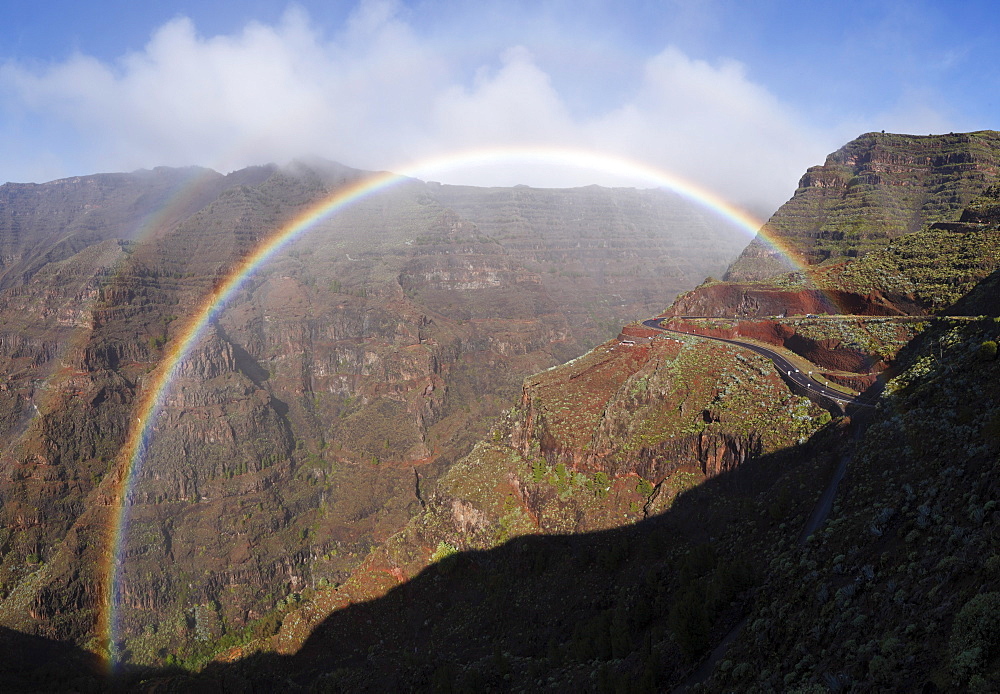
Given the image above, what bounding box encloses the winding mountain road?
[641,318,875,409]
[656,315,873,692]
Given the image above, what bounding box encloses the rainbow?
[99,146,800,663]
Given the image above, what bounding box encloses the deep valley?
[2,132,1000,693]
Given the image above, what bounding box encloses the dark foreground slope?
[696,318,1000,692]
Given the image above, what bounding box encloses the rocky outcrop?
[509,332,826,486]
[727,131,1000,281]
[666,281,924,318]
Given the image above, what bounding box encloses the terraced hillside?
[727,131,1000,281]
[430,183,743,336]
[672,185,1000,323]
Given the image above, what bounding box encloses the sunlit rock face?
[726,130,1000,282]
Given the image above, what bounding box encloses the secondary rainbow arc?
[100,146,802,664]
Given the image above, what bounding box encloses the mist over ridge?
[8,1,989,216]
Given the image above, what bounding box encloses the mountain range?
[2,132,1000,692]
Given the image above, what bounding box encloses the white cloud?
[0,1,843,213]
[431,46,575,147]
[585,47,835,211]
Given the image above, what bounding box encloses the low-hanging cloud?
[1,1,852,213]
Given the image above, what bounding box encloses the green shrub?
[668,585,709,658]
[984,412,1000,449]
[591,471,610,498]
[979,340,998,361]
[531,458,547,483]
[668,548,754,660]
[430,541,458,563]
[984,555,1000,576]
[950,592,1000,682]
[636,478,655,498]
[969,674,995,693]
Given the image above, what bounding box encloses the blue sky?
[2,0,998,214]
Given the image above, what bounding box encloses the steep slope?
[430,183,743,341]
[693,317,1000,692]
[168,324,834,685]
[844,184,1000,313]
[667,130,1000,332]
[170,318,997,694]
[0,165,330,652]
[0,166,273,289]
[117,330,847,691]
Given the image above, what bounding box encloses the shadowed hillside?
[112,412,852,692]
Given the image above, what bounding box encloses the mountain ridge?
[727,130,1000,282]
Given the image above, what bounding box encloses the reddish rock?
[665,282,923,319]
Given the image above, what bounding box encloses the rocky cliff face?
[666,278,925,318]
[0,166,277,290]
[0,161,748,663]
[262,324,833,661]
[667,133,1000,345]
[430,183,744,338]
[726,131,1000,281]
[508,332,822,481]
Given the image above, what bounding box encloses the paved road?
[641,319,876,409]
[657,316,873,691]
